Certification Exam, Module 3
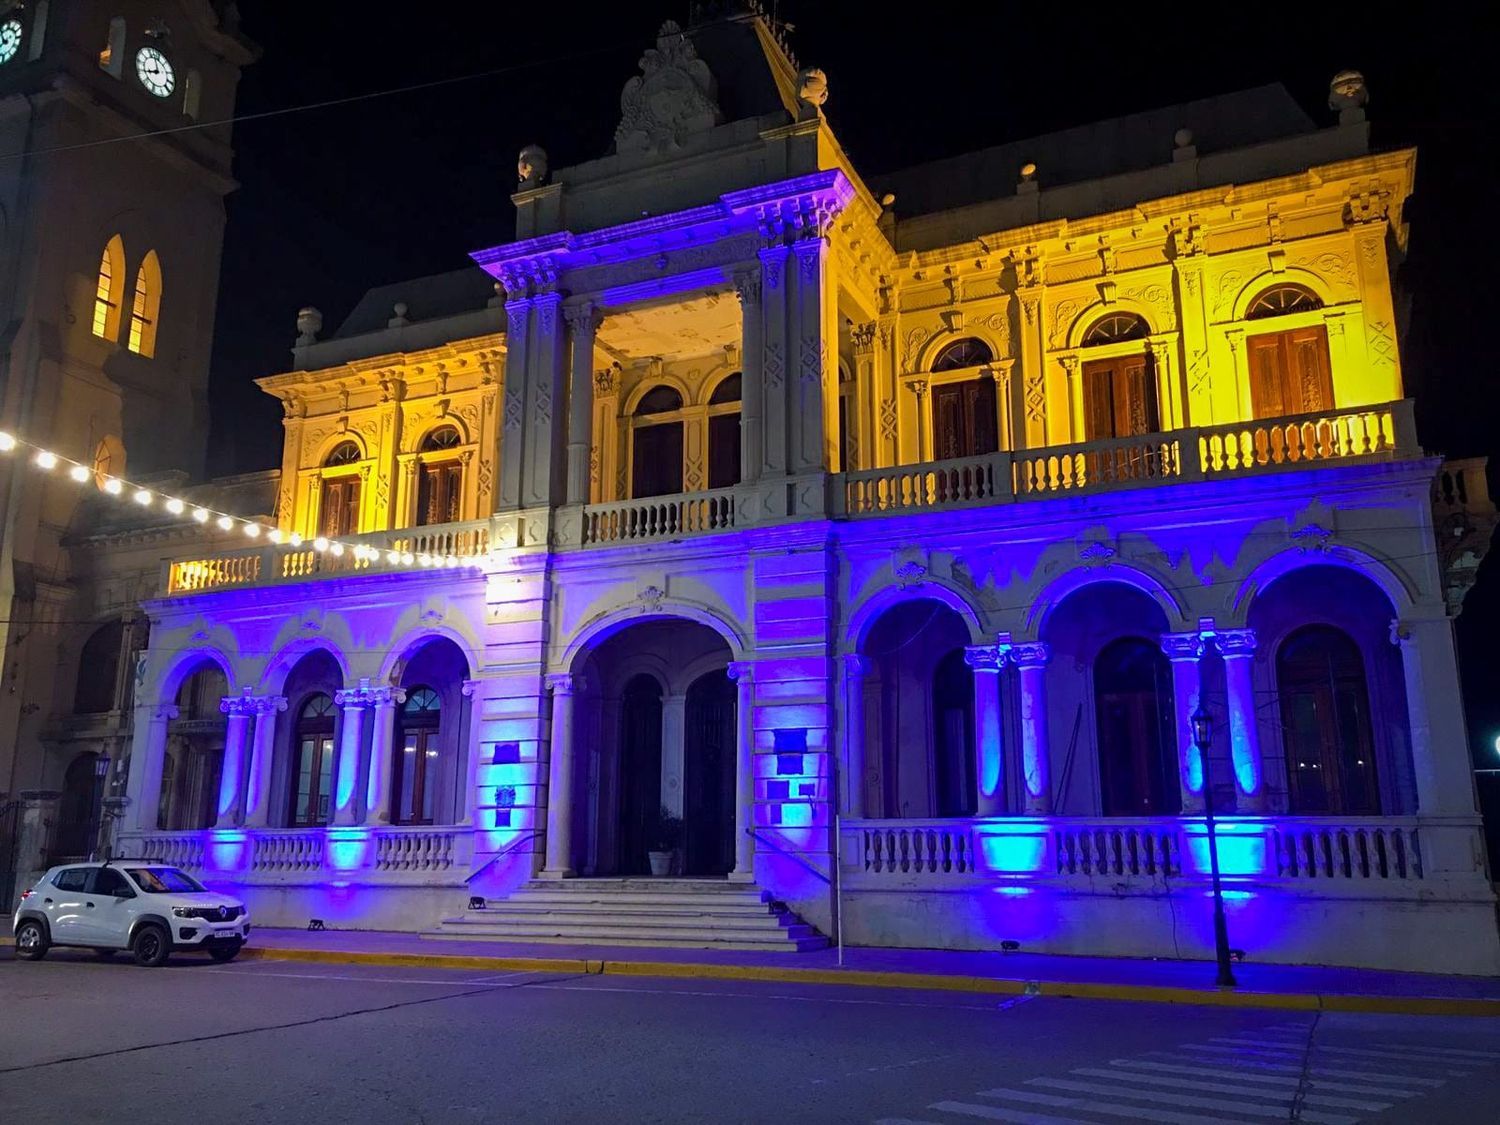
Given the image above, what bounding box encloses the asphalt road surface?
[2,947,1498,1124]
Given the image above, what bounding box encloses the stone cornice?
[258,334,507,397]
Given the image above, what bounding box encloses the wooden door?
[707,413,740,489]
[931,377,998,460]
[417,461,462,525]
[684,671,735,876]
[1248,326,1333,419]
[631,422,684,498]
[1083,357,1158,439]
[319,476,361,537]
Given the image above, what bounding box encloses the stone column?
[727,661,755,880]
[215,691,256,827]
[243,696,288,828]
[733,270,764,484]
[1393,617,1477,816]
[1010,643,1051,813]
[126,704,177,831]
[965,645,1008,816]
[564,301,600,504]
[459,679,484,826]
[758,243,790,478]
[331,682,371,826]
[363,686,407,825]
[497,294,533,512]
[1161,632,1206,813]
[850,323,877,472]
[839,655,870,817]
[524,291,568,510]
[1216,629,1265,811]
[542,672,579,877]
[909,380,930,463]
[660,694,687,818]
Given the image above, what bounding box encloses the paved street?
[2,948,1498,1124]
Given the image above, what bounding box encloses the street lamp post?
[88,754,112,862]
[1191,704,1236,988]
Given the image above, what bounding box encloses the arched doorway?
[573,618,736,877]
[159,662,229,830]
[276,649,344,827]
[684,669,735,875]
[1094,638,1177,816]
[1277,625,1379,815]
[54,753,103,859]
[390,638,471,825]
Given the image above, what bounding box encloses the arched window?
[1094,638,1178,816]
[1277,625,1379,815]
[631,385,684,498]
[74,619,125,714]
[92,435,125,487]
[416,425,463,526]
[182,67,202,119]
[55,754,105,858]
[708,372,741,489]
[290,693,337,827]
[930,337,993,372]
[1082,312,1149,346]
[158,664,228,831]
[127,249,162,357]
[931,648,977,817]
[27,2,49,62]
[319,441,362,537]
[98,16,125,76]
[1244,284,1333,420]
[394,687,442,825]
[1246,284,1322,320]
[92,236,126,341]
[1079,313,1158,439]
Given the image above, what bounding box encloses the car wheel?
[13,919,48,961]
[208,941,242,963]
[131,924,170,968]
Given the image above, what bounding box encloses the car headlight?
[172,906,196,918]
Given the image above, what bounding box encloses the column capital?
[153,704,180,723]
[1160,631,1207,661]
[562,300,602,333]
[460,678,485,698]
[726,661,755,683]
[839,653,870,679]
[963,644,1009,672]
[909,378,929,398]
[731,269,762,307]
[334,677,405,708]
[545,672,581,696]
[1009,641,1050,669]
[220,689,289,718]
[1215,628,1258,657]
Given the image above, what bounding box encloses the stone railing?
[252,830,325,872]
[166,518,492,595]
[1197,403,1405,475]
[856,820,976,876]
[1269,818,1423,881]
[579,487,737,545]
[1054,820,1181,877]
[840,453,1010,514]
[373,826,464,872]
[121,831,207,871]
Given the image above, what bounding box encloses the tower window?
[99,16,125,77]
[92,236,126,341]
[126,250,162,357]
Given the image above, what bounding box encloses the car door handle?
[86,902,95,908]
[43,898,53,904]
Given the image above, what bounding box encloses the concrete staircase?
[434,878,828,951]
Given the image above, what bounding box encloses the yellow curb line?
[221,943,1500,1017]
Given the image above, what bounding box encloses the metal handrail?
[743,827,831,886]
[464,829,540,884]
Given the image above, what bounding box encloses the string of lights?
[0,428,484,572]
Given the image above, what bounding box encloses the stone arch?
[561,599,748,674]
[260,636,353,696]
[406,413,473,453]
[378,622,483,685]
[152,645,236,708]
[1064,298,1162,350]
[622,372,693,416]
[1230,545,1416,623]
[311,428,369,465]
[846,577,985,653]
[1230,268,1340,322]
[701,365,742,406]
[1027,562,1189,638]
[914,327,1005,373]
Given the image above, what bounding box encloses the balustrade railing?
[373,827,460,872]
[1270,820,1422,880]
[123,832,206,871]
[582,487,736,545]
[251,831,325,872]
[840,453,1009,515]
[1198,403,1402,475]
[858,821,976,876]
[1054,821,1181,877]
[1014,437,1183,496]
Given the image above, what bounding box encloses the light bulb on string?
[0,432,16,452]
[133,489,152,506]
[313,537,329,553]
[289,532,303,547]
[69,465,91,483]
[215,515,234,531]
[267,529,283,545]
[103,478,124,496]
[244,523,261,538]
[165,498,185,516]
[34,450,57,470]
[330,542,345,557]
[192,507,210,523]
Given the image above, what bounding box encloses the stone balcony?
[164,400,1419,595]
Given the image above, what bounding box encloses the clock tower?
[0,2,255,817]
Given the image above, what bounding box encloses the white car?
[12,862,250,967]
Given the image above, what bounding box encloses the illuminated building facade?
[37,8,1497,970]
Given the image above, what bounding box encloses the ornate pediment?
[615,21,723,156]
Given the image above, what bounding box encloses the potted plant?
[647,806,683,876]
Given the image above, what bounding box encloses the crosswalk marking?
[1205,1037,1475,1070]
[1253,1029,1500,1060]
[928,1101,1094,1125]
[1065,1066,1392,1112]
[1109,1057,1421,1098]
[976,1086,1253,1125]
[1021,1076,1358,1125]
[1163,1043,1455,1082]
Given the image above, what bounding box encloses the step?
[519,879,755,894]
[434,919,825,946]
[451,909,801,932]
[424,930,830,952]
[494,891,771,909]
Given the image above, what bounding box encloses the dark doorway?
[616,674,664,875]
[1278,625,1379,815]
[54,753,103,859]
[684,669,735,876]
[931,376,998,460]
[1083,355,1159,438]
[1095,638,1180,816]
[931,648,977,816]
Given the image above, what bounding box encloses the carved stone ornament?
[1290,523,1333,553]
[637,585,665,613]
[797,67,829,111]
[615,21,722,156]
[1078,541,1116,565]
[894,560,927,588]
[517,144,548,188]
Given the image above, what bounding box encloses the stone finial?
[1018,162,1038,195]
[1329,69,1368,123]
[517,144,548,188]
[1172,127,1196,163]
[295,306,322,346]
[388,302,410,328]
[1173,128,1194,148]
[797,67,828,119]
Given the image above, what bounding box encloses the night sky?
[207,6,1500,785]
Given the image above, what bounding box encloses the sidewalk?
[230,927,1500,1016]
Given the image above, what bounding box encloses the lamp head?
[1190,705,1212,751]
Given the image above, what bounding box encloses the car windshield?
[124,867,205,894]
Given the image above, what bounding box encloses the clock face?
[135,46,175,97]
[0,18,22,65]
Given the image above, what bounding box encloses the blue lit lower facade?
[117,452,1499,975]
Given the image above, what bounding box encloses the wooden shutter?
[931,382,963,459]
[320,477,360,537]
[631,422,684,498]
[1286,325,1334,413]
[707,412,741,489]
[1082,359,1117,439]
[965,376,999,455]
[1247,332,1287,419]
[1113,357,1157,436]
